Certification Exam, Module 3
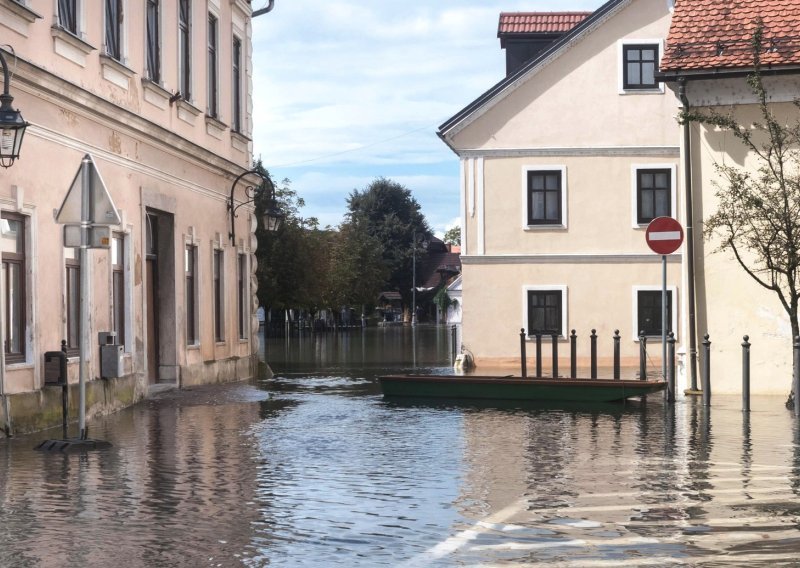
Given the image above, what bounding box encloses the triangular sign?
[55,154,122,225]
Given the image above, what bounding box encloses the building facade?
[439,0,682,379]
[0,0,264,434]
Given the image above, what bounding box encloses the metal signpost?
[645,217,684,383]
[55,154,121,442]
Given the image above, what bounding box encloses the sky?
[251,0,602,236]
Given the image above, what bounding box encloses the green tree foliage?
[345,178,431,306]
[682,22,800,399]
[324,223,388,311]
[443,225,461,246]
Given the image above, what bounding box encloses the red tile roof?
[498,12,592,35]
[661,0,800,72]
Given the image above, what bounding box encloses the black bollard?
[794,336,800,418]
[590,329,597,379]
[742,335,750,413]
[702,333,711,407]
[520,328,527,379]
[613,330,621,380]
[451,325,458,362]
[570,330,577,379]
[535,333,542,378]
[666,332,676,403]
[639,331,647,380]
[552,333,559,379]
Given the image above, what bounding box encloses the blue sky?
[251,1,601,236]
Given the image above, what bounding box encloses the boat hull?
[378,375,665,403]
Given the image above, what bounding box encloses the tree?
[443,226,461,246]
[345,178,431,308]
[682,23,800,402]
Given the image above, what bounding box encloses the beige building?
[0,0,267,434]
[439,0,682,380]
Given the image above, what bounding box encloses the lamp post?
[411,231,417,326]
[0,48,29,168]
[228,169,284,245]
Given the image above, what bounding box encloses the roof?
[439,0,628,138]
[418,251,462,290]
[660,0,800,74]
[498,12,592,35]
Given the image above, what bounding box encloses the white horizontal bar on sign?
[649,231,681,241]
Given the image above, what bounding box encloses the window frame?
[185,243,198,345]
[232,35,242,133]
[65,249,81,357]
[1,212,26,364]
[522,166,567,229]
[207,12,219,118]
[631,164,676,227]
[145,0,161,83]
[618,39,664,94]
[632,286,678,341]
[213,247,224,343]
[111,232,126,349]
[237,252,248,340]
[104,0,123,61]
[178,0,192,101]
[58,0,78,35]
[522,285,568,339]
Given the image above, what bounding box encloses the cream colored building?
[438,0,683,380]
[0,0,266,434]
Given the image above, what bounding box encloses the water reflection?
[0,327,799,566]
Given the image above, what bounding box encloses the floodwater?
[2,326,800,567]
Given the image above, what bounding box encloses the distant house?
[658,0,800,394]
[414,237,461,322]
[438,0,680,372]
[446,275,463,325]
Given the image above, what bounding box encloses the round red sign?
[645,216,684,255]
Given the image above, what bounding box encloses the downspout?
[679,77,699,392]
[252,0,275,17]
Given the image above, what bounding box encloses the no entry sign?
[646,216,684,255]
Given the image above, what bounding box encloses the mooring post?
[570,329,577,379]
[451,325,458,363]
[666,332,676,403]
[702,333,711,407]
[520,328,527,379]
[742,335,750,413]
[794,336,800,418]
[552,333,558,379]
[590,329,597,379]
[639,331,647,380]
[613,330,621,380]
[535,333,542,378]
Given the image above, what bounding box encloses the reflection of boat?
[378,374,666,403]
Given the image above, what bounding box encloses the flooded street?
[2,326,800,566]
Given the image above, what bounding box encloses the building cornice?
[461,253,681,265]
[456,146,680,159]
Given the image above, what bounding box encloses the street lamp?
[228,169,284,245]
[0,48,28,168]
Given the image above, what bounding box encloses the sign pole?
[79,156,91,440]
[662,254,667,381]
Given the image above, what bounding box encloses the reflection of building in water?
[0,393,262,566]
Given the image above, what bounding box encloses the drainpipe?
[679,77,699,392]
[252,0,275,17]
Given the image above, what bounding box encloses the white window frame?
[630,164,677,228]
[632,285,678,342]
[103,0,126,63]
[522,285,568,339]
[185,239,200,347]
[618,39,665,95]
[521,165,568,230]
[237,249,249,341]
[212,243,225,343]
[109,229,133,353]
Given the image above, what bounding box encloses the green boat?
[378,374,666,403]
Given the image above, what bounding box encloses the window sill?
[177,99,202,125]
[186,343,200,351]
[523,224,567,231]
[51,25,95,67]
[142,79,171,109]
[525,335,564,341]
[100,54,135,90]
[0,0,42,36]
[619,87,664,95]
[215,341,226,347]
[6,361,32,370]
[238,338,249,344]
[205,115,228,140]
[230,130,250,152]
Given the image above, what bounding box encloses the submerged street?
[2,326,800,567]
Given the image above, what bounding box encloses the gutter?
[252,0,275,17]
[678,77,699,393]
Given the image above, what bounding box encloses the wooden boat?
[378,374,666,403]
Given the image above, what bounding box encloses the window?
[238,253,247,339]
[623,43,659,90]
[636,168,671,224]
[179,0,191,100]
[525,287,566,337]
[146,0,160,82]
[213,249,223,342]
[105,0,122,61]
[65,248,80,356]
[526,170,563,226]
[1,213,25,364]
[637,289,672,337]
[207,14,218,118]
[232,36,242,132]
[111,234,125,348]
[59,0,77,35]
[185,244,197,344]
